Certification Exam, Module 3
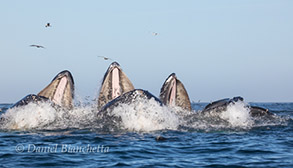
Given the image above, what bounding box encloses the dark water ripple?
[0,103,293,167]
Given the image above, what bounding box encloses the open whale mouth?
[38,70,75,109]
[160,73,177,107]
[109,62,122,99]
[160,73,191,111]
[98,62,135,109]
[101,62,123,100]
[52,76,68,106]
[166,74,177,106]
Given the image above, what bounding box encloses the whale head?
[159,73,191,111]
[98,62,135,109]
[37,70,75,109]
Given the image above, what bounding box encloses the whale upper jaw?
[98,62,135,109]
[37,70,75,109]
[160,73,191,111]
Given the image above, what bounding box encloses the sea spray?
[2,102,57,130]
[177,101,254,131]
[110,98,179,132]
[62,106,97,128]
[0,101,97,130]
[220,101,253,128]
[0,99,288,132]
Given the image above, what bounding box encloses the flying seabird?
[45,23,51,27]
[30,45,45,49]
[98,56,112,61]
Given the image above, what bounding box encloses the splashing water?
[110,98,179,132]
[219,101,253,128]
[0,102,97,130]
[0,99,289,132]
[1,102,57,130]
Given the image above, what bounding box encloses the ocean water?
[0,101,292,167]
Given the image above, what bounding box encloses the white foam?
[2,102,57,130]
[219,101,253,127]
[110,98,179,132]
[0,97,288,132]
[0,101,98,130]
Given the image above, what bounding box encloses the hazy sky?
[0,0,292,103]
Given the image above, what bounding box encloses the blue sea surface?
[0,102,292,167]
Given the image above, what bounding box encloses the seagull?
[45,23,51,27]
[30,45,45,49]
[98,56,112,61]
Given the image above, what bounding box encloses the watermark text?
[15,144,110,153]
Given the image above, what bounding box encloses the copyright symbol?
[15,144,24,153]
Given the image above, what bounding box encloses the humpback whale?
[11,70,75,109]
[97,62,135,109]
[160,73,191,111]
[202,96,274,117]
[96,62,163,128]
